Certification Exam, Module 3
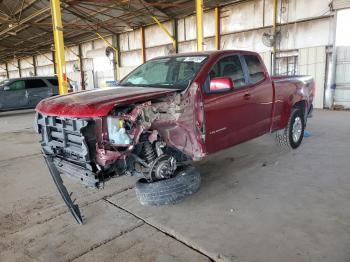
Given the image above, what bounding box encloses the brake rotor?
[148,155,177,181]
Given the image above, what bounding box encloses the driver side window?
[209,55,246,89]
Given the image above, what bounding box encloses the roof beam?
[0,0,39,23]
[12,0,38,16]
[0,1,12,16]
[62,1,132,31]
[140,0,172,18]
[0,7,50,38]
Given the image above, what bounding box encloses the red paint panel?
[36,87,177,118]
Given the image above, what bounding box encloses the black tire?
[276,108,305,149]
[135,166,201,206]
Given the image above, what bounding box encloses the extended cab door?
[0,80,27,110]
[240,55,273,136]
[203,54,273,154]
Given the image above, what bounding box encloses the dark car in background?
[0,76,60,111]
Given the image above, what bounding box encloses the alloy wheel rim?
[292,116,302,143]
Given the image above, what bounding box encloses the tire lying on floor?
[135,165,201,206]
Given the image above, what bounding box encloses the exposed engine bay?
[95,86,206,185]
[96,100,184,184]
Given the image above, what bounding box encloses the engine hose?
[143,142,157,163]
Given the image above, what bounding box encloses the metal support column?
[78,44,85,90]
[272,0,278,75]
[50,0,68,94]
[141,26,146,63]
[151,16,177,53]
[112,34,121,80]
[196,0,204,51]
[214,7,220,50]
[17,59,22,77]
[5,63,9,79]
[33,56,37,76]
[52,51,57,74]
[325,12,338,109]
[173,19,178,53]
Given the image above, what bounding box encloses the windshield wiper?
[119,82,138,86]
[153,83,172,86]
[119,82,184,89]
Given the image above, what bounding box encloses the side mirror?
[209,77,234,93]
[3,86,10,91]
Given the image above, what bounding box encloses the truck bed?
[270,75,315,131]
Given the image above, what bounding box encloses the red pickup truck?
[36,50,314,224]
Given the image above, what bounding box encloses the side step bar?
[43,153,83,225]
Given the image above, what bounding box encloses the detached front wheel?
[276,108,305,149]
[135,166,201,206]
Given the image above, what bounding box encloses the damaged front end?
[36,84,206,224]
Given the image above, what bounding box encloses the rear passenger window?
[209,55,246,88]
[244,55,265,84]
[26,79,47,89]
[47,79,59,86]
[9,80,25,90]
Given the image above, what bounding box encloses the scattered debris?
[304,131,312,137]
[332,105,345,111]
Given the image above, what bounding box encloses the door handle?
[243,93,251,100]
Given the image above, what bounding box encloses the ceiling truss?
[0,0,238,63]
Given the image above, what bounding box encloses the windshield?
[120,56,208,90]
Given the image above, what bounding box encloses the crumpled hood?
[36,86,178,118]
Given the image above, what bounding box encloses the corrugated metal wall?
[260,52,272,74]
[117,0,334,82]
[36,53,55,76]
[333,0,350,9]
[299,46,327,109]
[335,46,350,108]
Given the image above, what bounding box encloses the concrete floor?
[0,109,349,262]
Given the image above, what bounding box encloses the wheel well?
[293,100,309,125]
[293,100,306,115]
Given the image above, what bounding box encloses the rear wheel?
[276,108,305,149]
[135,165,201,206]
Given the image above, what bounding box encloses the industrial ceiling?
[0,0,238,62]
